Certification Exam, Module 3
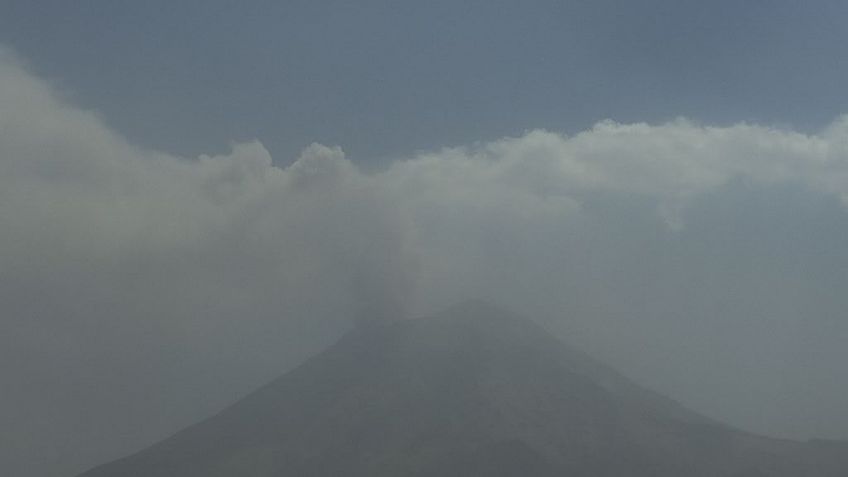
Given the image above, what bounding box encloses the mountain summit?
[78,301,848,476]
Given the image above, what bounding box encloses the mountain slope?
[77,301,848,476]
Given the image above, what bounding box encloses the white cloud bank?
[2,49,848,476]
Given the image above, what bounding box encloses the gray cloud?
[1,49,848,477]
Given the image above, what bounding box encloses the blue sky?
[3,0,847,162]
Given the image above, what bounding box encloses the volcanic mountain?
[77,301,848,476]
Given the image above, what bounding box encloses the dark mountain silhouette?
[77,301,848,476]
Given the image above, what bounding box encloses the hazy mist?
[2,44,848,476]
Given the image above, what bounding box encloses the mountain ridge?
[77,301,848,476]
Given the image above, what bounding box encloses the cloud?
[2,49,848,477]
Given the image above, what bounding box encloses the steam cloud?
[2,48,848,477]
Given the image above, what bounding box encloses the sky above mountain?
[2,2,848,477]
[3,0,848,163]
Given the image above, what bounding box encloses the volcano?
[77,301,848,476]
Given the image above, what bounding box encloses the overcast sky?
[4,0,848,163]
[2,2,848,477]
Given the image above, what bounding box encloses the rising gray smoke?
[2,48,848,477]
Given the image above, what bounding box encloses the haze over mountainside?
[77,301,848,477]
[6,4,848,477]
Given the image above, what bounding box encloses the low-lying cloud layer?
[2,49,848,477]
